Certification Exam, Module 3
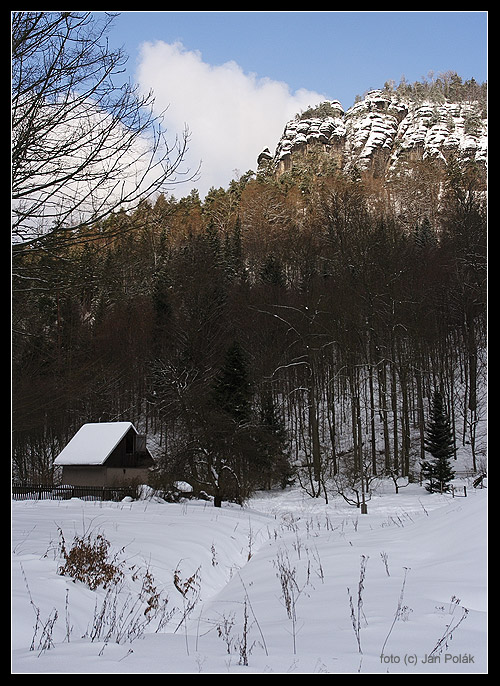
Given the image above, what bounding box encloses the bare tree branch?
[12,11,196,249]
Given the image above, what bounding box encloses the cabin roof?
[53,422,137,466]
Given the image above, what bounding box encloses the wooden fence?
[12,483,139,502]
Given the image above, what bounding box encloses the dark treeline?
[12,156,487,505]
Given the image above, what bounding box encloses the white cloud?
[135,40,326,198]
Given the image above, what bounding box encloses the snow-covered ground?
[12,474,487,674]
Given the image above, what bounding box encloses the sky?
[105,11,488,199]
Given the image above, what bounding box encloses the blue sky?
[106,11,488,198]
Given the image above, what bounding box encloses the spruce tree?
[210,340,257,505]
[414,216,436,253]
[422,390,455,492]
[257,391,292,489]
[213,340,252,424]
[259,253,285,287]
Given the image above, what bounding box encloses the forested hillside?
[12,141,487,505]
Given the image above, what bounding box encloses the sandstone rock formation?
[259,89,487,180]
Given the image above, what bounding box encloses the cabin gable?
[54,422,154,488]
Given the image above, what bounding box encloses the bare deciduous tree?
[12,11,193,248]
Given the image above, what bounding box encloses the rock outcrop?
[259,89,487,180]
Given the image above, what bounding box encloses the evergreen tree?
[213,340,252,424]
[259,253,286,287]
[256,391,293,489]
[223,216,244,283]
[208,341,257,505]
[414,216,436,253]
[421,390,455,492]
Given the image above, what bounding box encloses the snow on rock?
[173,480,193,493]
[263,89,487,178]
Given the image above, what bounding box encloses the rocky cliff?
[258,89,487,180]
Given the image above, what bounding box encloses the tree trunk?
[308,376,322,484]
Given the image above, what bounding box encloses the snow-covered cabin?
[53,422,154,487]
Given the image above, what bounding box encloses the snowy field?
[12,476,487,674]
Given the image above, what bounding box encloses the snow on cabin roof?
[54,422,136,466]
